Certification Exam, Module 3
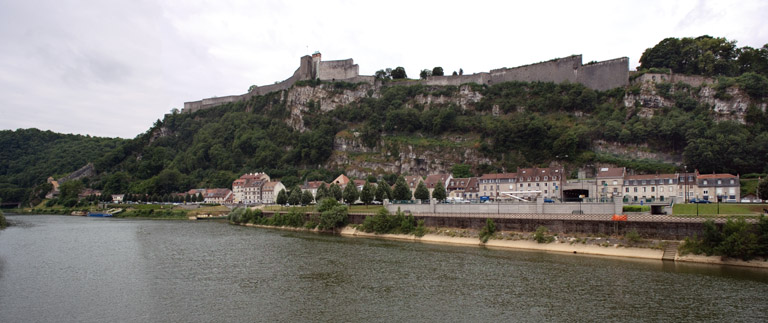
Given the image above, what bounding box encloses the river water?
[1,215,767,322]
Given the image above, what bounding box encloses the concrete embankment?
[231,222,768,269]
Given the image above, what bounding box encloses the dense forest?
[2,35,767,205]
[0,129,125,203]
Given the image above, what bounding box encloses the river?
[1,215,767,322]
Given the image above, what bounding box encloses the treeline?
[0,128,125,204]
[639,35,768,77]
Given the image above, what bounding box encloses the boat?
[87,212,113,217]
[70,211,87,216]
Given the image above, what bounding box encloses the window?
[643,187,647,193]
[651,187,655,192]
[660,187,664,192]
[703,180,708,185]
[624,180,629,185]
[613,180,618,185]
[625,188,629,193]
[634,187,638,193]
[717,180,722,185]
[668,179,673,184]
[730,179,734,184]
[642,180,646,185]
[544,176,548,180]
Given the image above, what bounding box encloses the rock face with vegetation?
[1,35,767,205]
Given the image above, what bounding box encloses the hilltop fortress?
[183,52,629,113]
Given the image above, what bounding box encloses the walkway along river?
[1,215,767,322]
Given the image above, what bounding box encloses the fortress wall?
[490,55,581,85]
[318,59,359,80]
[632,73,713,87]
[576,57,629,91]
[425,73,490,86]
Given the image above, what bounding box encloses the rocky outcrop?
[624,73,766,123]
[59,163,96,183]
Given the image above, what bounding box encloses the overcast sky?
[1,0,766,138]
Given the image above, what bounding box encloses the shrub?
[414,220,427,237]
[623,205,650,212]
[317,198,348,230]
[533,226,555,243]
[479,218,496,243]
[716,217,758,260]
[625,229,642,245]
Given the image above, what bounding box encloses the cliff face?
[624,73,766,123]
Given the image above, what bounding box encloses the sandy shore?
[340,227,663,260]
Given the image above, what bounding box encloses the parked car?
[543,198,555,203]
[690,198,712,204]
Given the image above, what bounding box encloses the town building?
[623,174,679,202]
[478,173,517,200]
[203,188,233,204]
[695,173,740,202]
[232,173,270,204]
[424,174,452,197]
[596,167,625,199]
[261,181,286,204]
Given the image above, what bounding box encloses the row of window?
[483,182,558,191]
[481,176,559,184]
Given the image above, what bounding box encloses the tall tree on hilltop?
[391,66,407,79]
[432,67,444,76]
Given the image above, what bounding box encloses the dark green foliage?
[479,218,496,243]
[276,189,287,205]
[419,69,431,80]
[301,190,314,205]
[639,36,741,77]
[59,181,84,200]
[360,208,416,235]
[0,209,6,229]
[267,209,305,227]
[342,183,359,204]
[432,181,447,201]
[393,176,412,200]
[759,179,768,201]
[360,181,374,205]
[432,67,444,76]
[329,183,342,201]
[391,67,407,79]
[374,183,388,202]
[316,198,348,230]
[451,164,472,178]
[288,186,302,205]
[533,226,555,243]
[315,184,328,201]
[682,218,764,261]
[414,181,429,201]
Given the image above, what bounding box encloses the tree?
[315,184,328,201]
[414,181,430,201]
[393,176,412,201]
[317,198,348,230]
[432,181,447,201]
[248,85,257,92]
[375,68,391,80]
[459,68,463,75]
[419,69,432,80]
[432,67,444,76]
[59,180,84,200]
[329,183,343,201]
[196,192,204,202]
[276,189,287,205]
[375,183,388,202]
[758,178,768,201]
[391,66,407,79]
[301,190,314,205]
[288,186,302,205]
[360,181,375,205]
[451,164,472,178]
[343,183,359,204]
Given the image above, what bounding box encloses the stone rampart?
[631,73,713,87]
[183,53,629,113]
